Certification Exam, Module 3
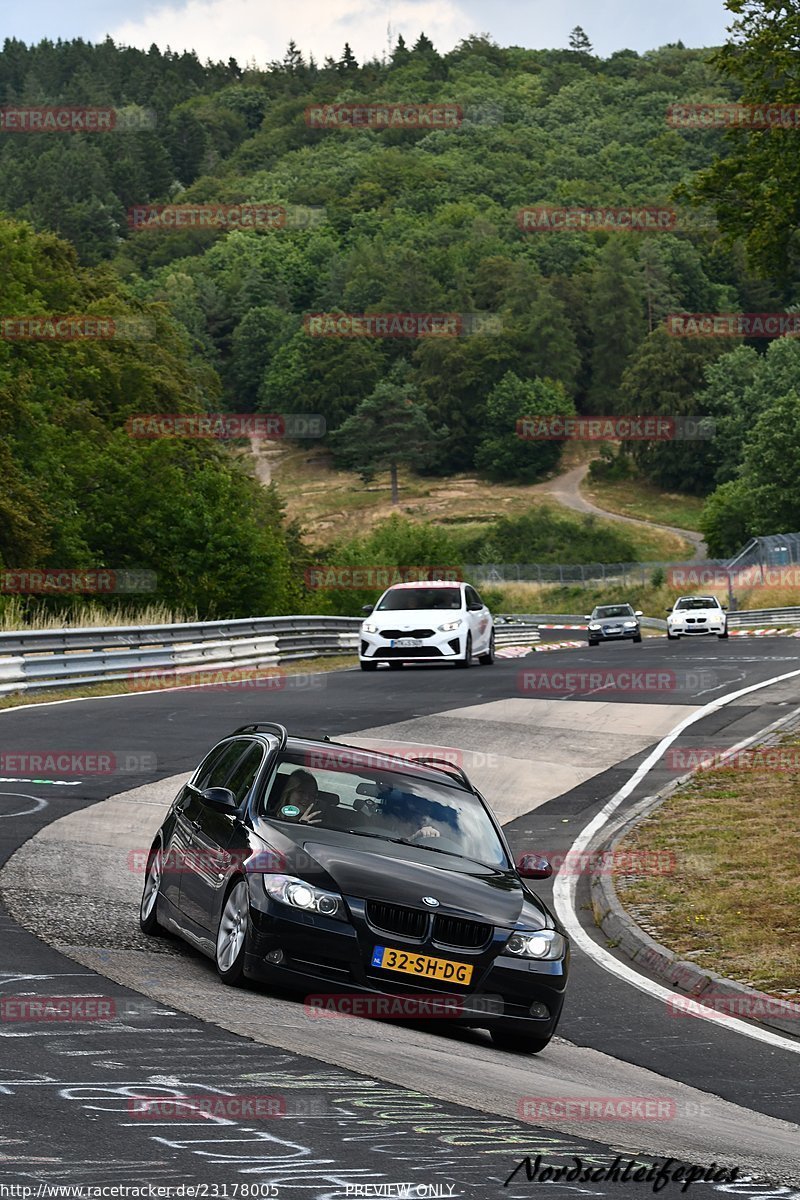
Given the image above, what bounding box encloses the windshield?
[376,587,462,612]
[676,597,719,610]
[260,750,508,867]
[593,605,634,619]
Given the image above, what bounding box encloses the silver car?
[586,603,643,647]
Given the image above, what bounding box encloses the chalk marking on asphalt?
[554,668,800,1055]
[0,793,49,818]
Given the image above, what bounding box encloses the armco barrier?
[727,607,800,628]
[1,606,795,695]
[0,616,361,696]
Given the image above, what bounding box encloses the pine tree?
[282,41,304,74]
[391,34,411,67]
[330,368,441,504]
[568,26,593,53]
[338,43,359,73]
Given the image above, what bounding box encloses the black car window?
[465,586,482,608]
[376,587,462,611]
[225,744,265,806]
[594,605,634,619]
[676,597,718,611]
[261,750,509,868]
[194,743,234,791]
[198,740,251,791]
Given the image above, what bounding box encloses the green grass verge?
[615,734,800,997]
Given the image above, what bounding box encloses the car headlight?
[438,618,463,632]
[362,622,379,633]
[623,620,637,627]
[588,623,601,630]
[263,874,347,921]
[502,930,565,960]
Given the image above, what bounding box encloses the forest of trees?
[1,4,799,615]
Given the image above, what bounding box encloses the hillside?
[1,28,799,620]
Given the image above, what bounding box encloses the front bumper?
[668,622,726,635]
[588,625,640,641]
[360,629,465,662]
[245,891,568,1035]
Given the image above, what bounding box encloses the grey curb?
[589,704,800,1040]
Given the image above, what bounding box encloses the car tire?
[478,631,496,665]
[139,844,164,936]
[389,661,404,670]
[360,660,378,671]
[633,633,642,644]
[718,628,729,639]
[215,879,250,986]
[490,1028,552,1054]
[667,632,679,640]
[588,640,598,647]
[456,633,472,668]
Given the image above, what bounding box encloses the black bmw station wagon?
[140,722,569,1053]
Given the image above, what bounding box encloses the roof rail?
[231,723,288,750]
[404,755,473,790]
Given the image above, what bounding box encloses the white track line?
[553,666,800,1054]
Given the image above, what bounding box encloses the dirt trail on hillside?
[248,437,288,486]
[532,462,707,563]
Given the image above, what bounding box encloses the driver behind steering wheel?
[379,787,446,841]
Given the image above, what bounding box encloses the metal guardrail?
[2,606,798,696]
[726,607,800,628]
[0,616,361,696]
[496,613,668,632]
[0,615,360,656]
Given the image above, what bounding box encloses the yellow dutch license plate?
[371,944,473,985]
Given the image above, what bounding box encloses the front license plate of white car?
[371,945,473,984]
[393,638,423,647]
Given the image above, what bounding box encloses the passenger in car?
[270,769,324,825]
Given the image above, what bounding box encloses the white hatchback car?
[359,581,495,670]
[666,595,728,640]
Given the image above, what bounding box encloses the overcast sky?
[5,0,733,66]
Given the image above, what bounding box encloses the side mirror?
[361,604,374,615]
[517,853,553,880]
[468,602,483,611]
[665,608,673,614]
[200,786,237,812]
[634,610,643,617]
[721,605,728,611]
[584,615,592,621]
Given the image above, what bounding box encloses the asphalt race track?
[1,634,800,1198]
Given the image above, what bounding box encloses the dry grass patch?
[0,599,198,632]
[615,736,800,996]
[582,476,705,534]
[270,449,693,560]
